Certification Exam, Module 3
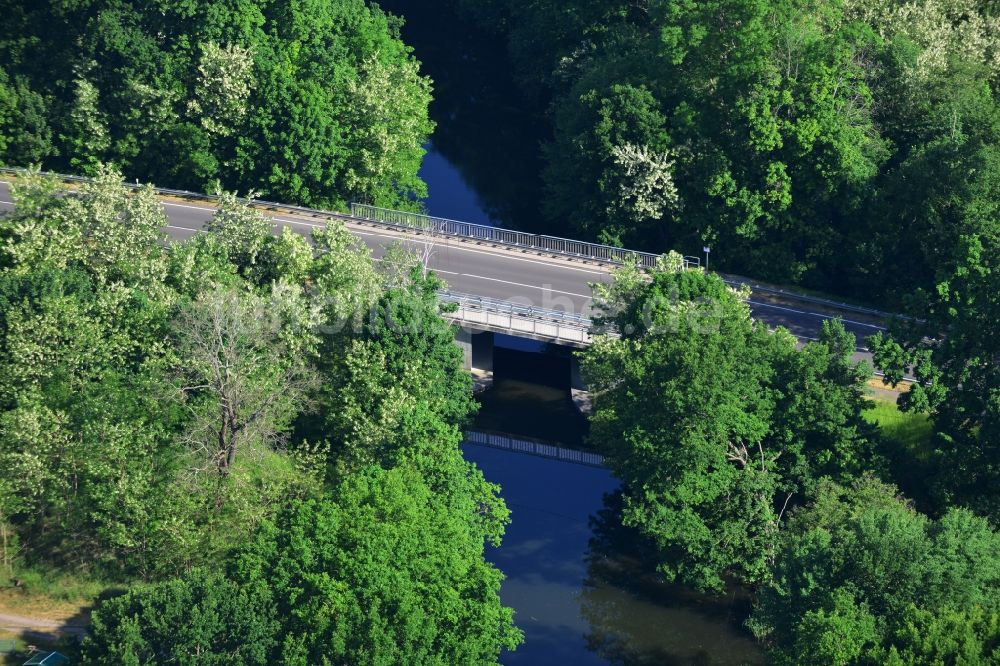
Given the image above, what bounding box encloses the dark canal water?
[400,3,765,661]
[462,444,764,666]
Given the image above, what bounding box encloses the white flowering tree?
[343,53,434,206]
[609,142,682,223]
[189,42,254,137]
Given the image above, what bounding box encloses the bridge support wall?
[455,329,495,392]
[455,327,473,371]
[570,356,593,416]
[472,331,494,374]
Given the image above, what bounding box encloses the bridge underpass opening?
[493,335,571,389]
[471,334,589,446]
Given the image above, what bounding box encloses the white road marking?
[159,201,216,213]
[453,273,591,299]
[748,299,886,330]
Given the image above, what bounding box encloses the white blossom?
[189,42,254,137]
[609,142,681,222]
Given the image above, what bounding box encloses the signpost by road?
[703,246,711,271]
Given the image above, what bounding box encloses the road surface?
[0,180,888,360]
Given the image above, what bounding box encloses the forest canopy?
[3,0,1000,663]
[0,0,434,210]
[0,169,521,663]
[442,0,1000,305]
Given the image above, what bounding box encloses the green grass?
[864,399,934,459]
[2,565,115,604]
[864,398,937,510]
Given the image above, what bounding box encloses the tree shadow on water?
[580,493,765,666]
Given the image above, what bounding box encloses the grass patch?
[0,564,117,652]
[865,398,936,510]
[864,399,933,459]
[1,565,116,607]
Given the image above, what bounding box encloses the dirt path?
[0,612,87,637]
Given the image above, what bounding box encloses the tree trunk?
[217,403,231,476]
[1,517,10,575]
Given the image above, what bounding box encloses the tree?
[582,261,877,590]
[342,52,434,204]
[0,66,55,166]
[0,0,434,208]
[0,265,183,576]
[0,476,27,578]
[189,42,254,138]
[608,142,680,224]
[583,266,785,590]
[232,466,522,665]
[170,286,317,478]
[770,319,880,489]
[2,167,169,294]
[204,189,273,281]
[871,604,1000,665]
[532,0,885,282]
[318,266,477,472]
[62,74,110,176]
[81,466,521,665]
[751,476,1000,665]
[0,164,522,650]
[871,143,1000,515]
[81,568,278,665]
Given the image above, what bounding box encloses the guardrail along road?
[0,176,889,356]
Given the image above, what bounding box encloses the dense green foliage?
[443,0,1000,304]
[82,467,520,665]
[871,191,1000,515]
[81,568,278,665]
[0,0,433,209]
[232,468,519,665]
[751,476,1000,664]
[3,0,1000,661]
[0,169,520,663]
[384,3,1000,657]
[582,258,1000,662]
[582,258,878,591]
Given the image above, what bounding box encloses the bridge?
[0,169,891,370]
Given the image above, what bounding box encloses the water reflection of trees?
[580,492,764,666]
[380,1,556,233]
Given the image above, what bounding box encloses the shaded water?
[385,0,553,234]
[475,377,587,445]
[475,341,589,446]
[462,445,766,666]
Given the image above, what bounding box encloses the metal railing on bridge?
[352,203,701,270]
[0,167,697,270]
[463,430,605,467]
[439,290,598,345]
[1,167,906,321]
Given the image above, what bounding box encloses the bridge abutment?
[456,327,473,370]
[455,329,495,392]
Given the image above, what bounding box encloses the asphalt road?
[0,181,887,359]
